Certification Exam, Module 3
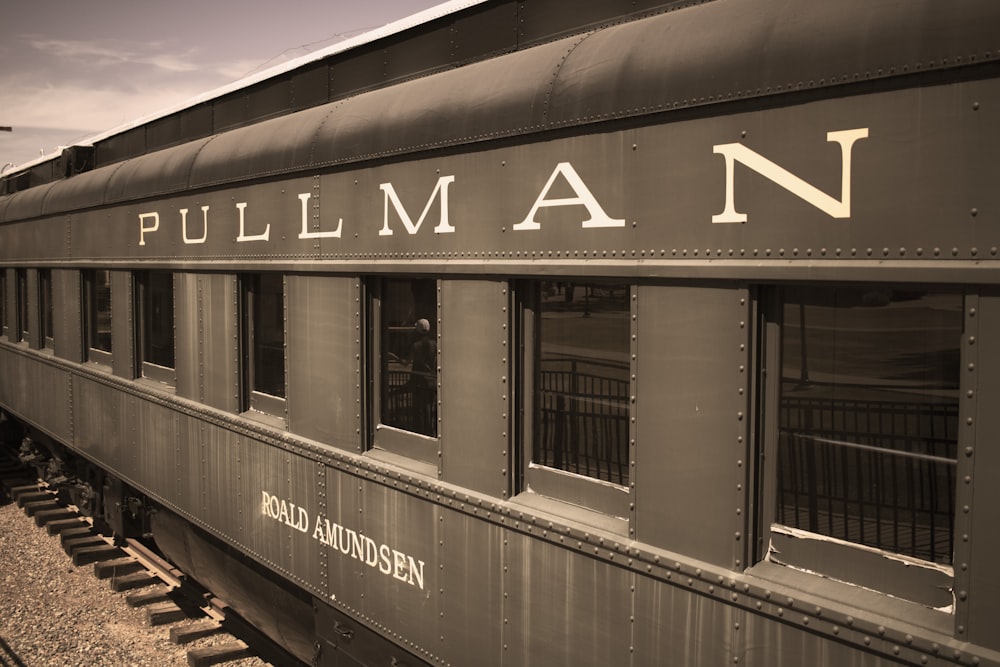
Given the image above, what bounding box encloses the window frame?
[135,270,175,386]
[38,268,54,350]
[753,284,963,610]
[515,279,632,519]
[367,276,440,469]
[240,273,287,419]
[83,269,113,366]
[15,268,28,344]
[0,270,6,339]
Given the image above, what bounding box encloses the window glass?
[532,281,630,485]
[85,270,112,357]
[776,288,961,565]
[0,271,6,336]
[39,269,53,348]
[138,271,174,372]
[248,273,286,399]
[379,277,438,437]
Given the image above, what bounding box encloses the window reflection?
[777,288,961,564]
[138,271,175,371]
[249,273,286,399]
[85,270,112,355]
[380,278,438,437]
[533,281,630,485]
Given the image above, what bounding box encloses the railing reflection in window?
[535,358,629,485]
[531,282,630,486]
[776,288,961,565]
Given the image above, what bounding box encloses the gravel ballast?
[0,496,272,667]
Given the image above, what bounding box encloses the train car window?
[0,271,6,338]
[16,269,28,343]
[379,277,438,437]
[242,273,287,416]
[518,280,631,515]
[38,269,53,349]
[83,270,112,364]
[762,286,961,604]
[136,271,175,385]
[370,277,439,467]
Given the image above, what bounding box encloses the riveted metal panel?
[52,269,82,363]
[635,285,749,569]
[290,63,329,111]
[633,576,736,665]
[329,45,390,100]
[198,273,239,413]
[120,393,175,487]
[966,291,1000,650]
[94,126,146,168]
[437,505,503,667]
[0,216,64,262]
[503,531,632,665]
[72,375,128,470]
[352,476,440,655]
[174,273,199,402]
[440,279,509,496]
[245,76,294,126]
[235,437,326,593]
[103,136,212,204]
[109,271,134,380]
[450,2,517,64]
[287,274,360,449]
[741,612,898,667]
[0,351,71,441]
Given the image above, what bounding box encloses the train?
[2,0,999,664]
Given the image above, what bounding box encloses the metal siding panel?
[73,375,128,472]
[175,273,199,401]
[967,292,1000,650]
[199,273,239,413]
[290,63,329,111]
[438,507,503,667]
[440,279,508,496]
[245,77,292,124]
[174,415,208,520]
[134,399,178,497]
[238,437,326,595]
[53,269,83,363]
[504,532,632,665]
[286,275,360,449]
[635,285,748,569]
[742,613,897,667]
[633,576,736,665]
[451,3,517,63]
[356,479,440,654]
[322,465,363,608]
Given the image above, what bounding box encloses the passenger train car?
[1,0,999,664]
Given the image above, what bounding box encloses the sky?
[0,0,446,171]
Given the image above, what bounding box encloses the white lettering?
[514,162,624,231]
[138,212,159,246]
[296,193,342,240]
[235,202,270,242]
[181,206,210,244]
[379,544,392,575]
[378,175,456,236]
[712,128,869,224]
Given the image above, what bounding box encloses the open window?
[369,277,439,467]
[759,286,961,609]
[517,280,631,518]
[241,273,286,419]
[38,269,53,350]
[83,270,112,365]
[135,271,175,386]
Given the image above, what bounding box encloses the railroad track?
[0,449,301,667]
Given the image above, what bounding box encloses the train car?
[1,0,999,664]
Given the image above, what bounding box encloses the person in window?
[408,318,437,436]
